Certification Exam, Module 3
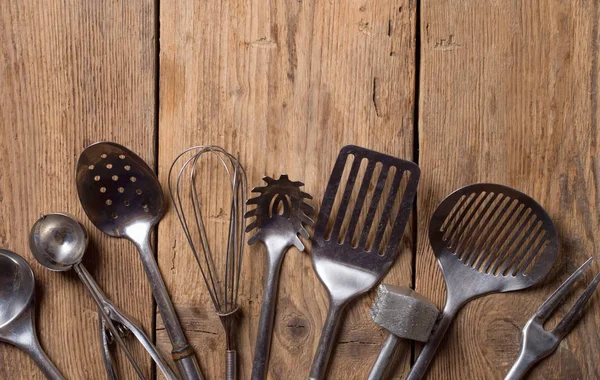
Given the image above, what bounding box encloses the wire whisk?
[168,146,248,380]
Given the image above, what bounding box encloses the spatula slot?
[332,157,370,244]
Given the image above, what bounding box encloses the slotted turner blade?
[406,183,559,380]
[308,145,420,380]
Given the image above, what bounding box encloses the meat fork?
[505,257,600,380]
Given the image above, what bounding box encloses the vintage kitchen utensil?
[406,183,559,380]
[308,145,420,380]
[0,249,64,380]
[505,257,600,380]
[367,284,438,380]
[29,213,177,380]
[168,146,247,380]
[245,175,314,380]
[76,142,203,380]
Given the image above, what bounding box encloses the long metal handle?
[406,303,458,380]
[132,233,203,380]
[8,306,64,380]
[308,298,347,380]
[23,336,64,380]
[368,334,400,380]
[505,344,540,380]
[106,300,178,379]
[99,317,118,380]
[251,244,286,380]
[16,316,64,380]
[226,349,237,380]
[74,264,147,379]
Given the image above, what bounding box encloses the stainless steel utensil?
[308,145,420,380]
[245,175,314,380]
[505,257,600,380]
[367,284,438,380]
[29,213,177,380]
[0,249,64,380]
[407,183,559,380]
[168,146,247,380]
[76,142,203,380]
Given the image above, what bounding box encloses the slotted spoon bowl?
[76,142,203,380]
[406,183,559,380]
[308,145,420,380]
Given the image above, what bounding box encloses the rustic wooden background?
[0,0,598,379]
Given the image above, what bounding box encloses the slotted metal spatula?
[308,145,420,380]
[406,183,559,380]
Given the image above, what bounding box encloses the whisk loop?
[168,146,247,380]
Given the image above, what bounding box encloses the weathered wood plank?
[417,1,600,379]
[157,0,417,378]
[0,1,156,378]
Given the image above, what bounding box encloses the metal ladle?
[29,213,177,380]
[0,249,64,380]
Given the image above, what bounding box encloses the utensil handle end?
[226,350,237,380]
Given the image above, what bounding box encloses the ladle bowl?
[0,249,63,379]
[29,213,87,271]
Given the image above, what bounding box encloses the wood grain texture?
[0,0,156,378]
[157,0,416,379]
[4,0,599,379]
[417,1,600,379]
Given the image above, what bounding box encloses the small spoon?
[0,249,64,380]
[29,213,177,380]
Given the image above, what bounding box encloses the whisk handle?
[226,350,237,380]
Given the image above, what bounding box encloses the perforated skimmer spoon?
[308,145,420,380]
[0,249,64,380]
[406,183,559,380]
[76,142,203,380]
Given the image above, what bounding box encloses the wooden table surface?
[1,0,598,379]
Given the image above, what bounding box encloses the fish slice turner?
[308,145,420,380]
[407,183,559,380]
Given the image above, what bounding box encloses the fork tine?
[553,269,600,339]
[536,257,593,322]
